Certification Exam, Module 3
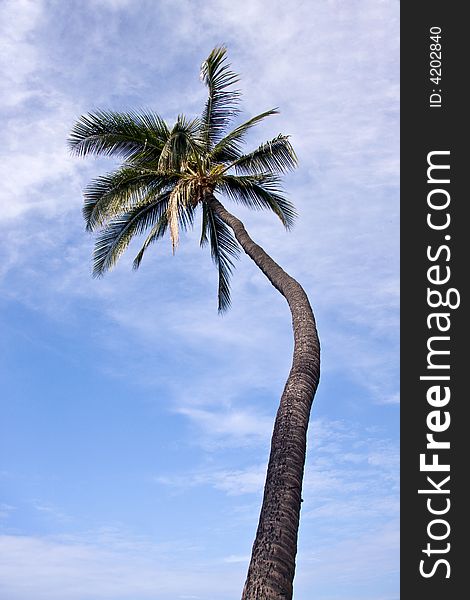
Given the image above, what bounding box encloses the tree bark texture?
[207,196,321,600]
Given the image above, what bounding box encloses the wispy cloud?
[156,464,266,496]
[296,520,399,599]
[176,406,273,447]
[0,503,16,520]
[31,501,72,523]
[0,0,44,107]
[0,530,244,600]
[155,417,398,526]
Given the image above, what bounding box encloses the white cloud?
[296,520,399,598]
[176,406,273,446]
[0,0,44,106]
[155,417,399,528]
[222,554,250,564]
[0,503,16,520]
[156,464,267,496]
[0,530,244,600]
[0,0,84,223]
[31,501,72,523]
[88,0,133,8]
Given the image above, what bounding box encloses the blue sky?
[0,1,399,599]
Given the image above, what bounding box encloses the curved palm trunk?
[207,196,320,600]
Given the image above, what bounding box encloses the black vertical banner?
[401,4,466,600]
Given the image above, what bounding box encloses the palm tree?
[69,47,320,600]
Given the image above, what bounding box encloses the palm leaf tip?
[199,204,240,313]
[200,46,241,148]
[68,109,169,161]
[232,135,298,176]
[200,46,234,82]
[132,211,169,270]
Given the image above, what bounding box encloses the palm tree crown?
[68,46,298,312]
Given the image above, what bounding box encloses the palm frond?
[229,134,298,175]
[68,109,170,162]
[200,46,241,149]
[167,178,197,252]
[217,174,297,229]
[83,168,175,231]
[201,203,240,312]
[158,115,203,172]
[92,192,170,276]
[211,108,279,163]
[133,197,196,268]
[133,213,169,269]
